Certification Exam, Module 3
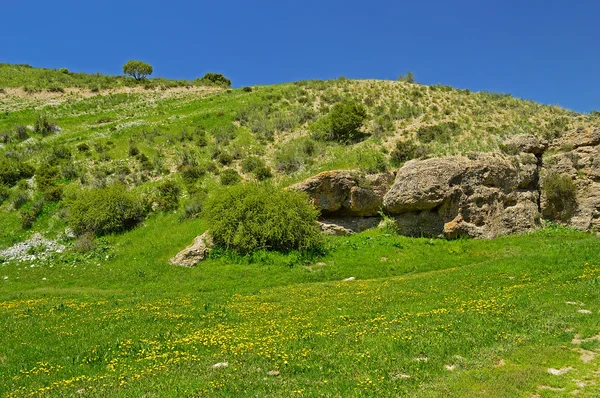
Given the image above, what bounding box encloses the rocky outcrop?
[503,134,548,155]
[383,153,541,238]
[170,231,213,267]
[287,170,394,216]
[550,128,600,150]
[286,130,600,239]
[542,132,600,232]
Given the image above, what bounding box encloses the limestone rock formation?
[287,170,394,216]
[383,153,541,238]
[287,130,600,239]
[170,231,213,267]
[542,135,600,232]
[503,134,548,154]
[550,128,600,150]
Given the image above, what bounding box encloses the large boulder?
[383,153,541,238]
[503,134,548,155]
[170,231,213,267]
[288,170,394,216]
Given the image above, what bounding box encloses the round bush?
[220,169,241,185]
[204,183,322,253]
[66,184,147,236]
[310,99,367,142]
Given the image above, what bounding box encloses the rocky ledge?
[289,130,600,239]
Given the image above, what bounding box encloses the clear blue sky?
[2,0,599,112]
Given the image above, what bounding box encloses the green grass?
[0,63,226,91]
[1,220,600,396]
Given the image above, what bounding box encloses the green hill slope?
[1,65,599,246]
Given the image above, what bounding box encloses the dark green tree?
[123,60,153,81]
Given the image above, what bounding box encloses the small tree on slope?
[123,60,153,81]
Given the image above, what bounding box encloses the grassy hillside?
[1,66,599,247]
[1,65,600,396]
[0,63,225,91]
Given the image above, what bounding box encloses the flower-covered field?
[2,220,600,397]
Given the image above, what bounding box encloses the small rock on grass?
[547,367,572,376]
[212,362,228,369]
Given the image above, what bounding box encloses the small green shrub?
[220,169,241,185]
[390,140,428,165]
[195,126,208,147]
[77,143,90,152]
[153,180,181,211]
[34,114,56,136]
[73,232,96,253]
[200,72,231,87]
[416,122,461,143]
[180,165,206,183]
[543,172,577,221]
[0,184,9,204]
[274,146,305,174]
[397,70,416,83]
[204,183,322,253]
[13,125,29,141]
[310,99,367,142]
[0,158,35,186]
[211,124,237,145]
[20,199,45,229]
[128,145,140,156]
[253,166,273,181]
[241,156,266,173]
[66,184,147,236]
[12,191,28,209]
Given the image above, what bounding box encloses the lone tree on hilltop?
[123,60,153,81]
[398,70,415,83]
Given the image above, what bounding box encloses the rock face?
[285,130,600,239]
[170,231,213,267]
[542,130,600,232]
[383,153,541,238]
[287,170,394,217]
[503,134,548,155]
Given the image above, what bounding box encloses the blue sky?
[2,0,599,112]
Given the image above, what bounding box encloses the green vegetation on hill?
[0,64,598,247]
[0,63,231,91]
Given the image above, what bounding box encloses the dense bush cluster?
[66,184,147,236]
[200,73,231,87]
[0,157,35,186]
[390,140,429,165]
[310,99,367,142]
[416,122,461,143]
[204,183,322,253]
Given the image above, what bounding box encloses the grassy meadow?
[2,220,600,396]
[1,65,600,396]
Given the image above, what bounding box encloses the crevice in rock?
[534,153,544,214]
